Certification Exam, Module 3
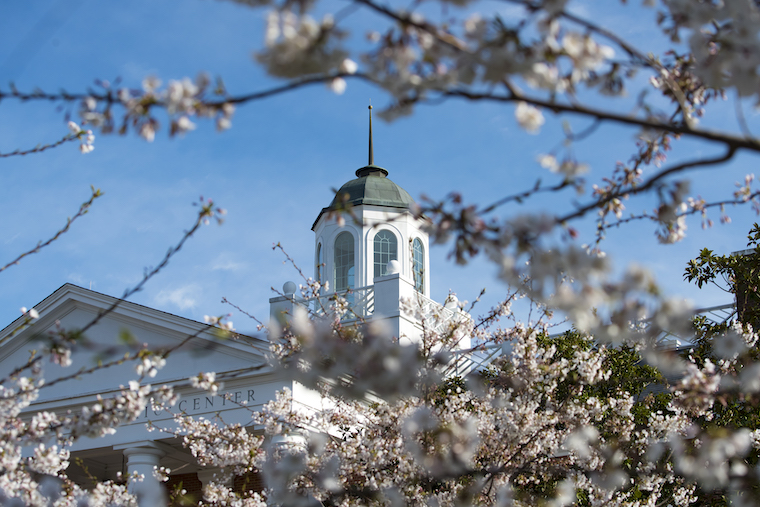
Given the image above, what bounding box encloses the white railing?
[645,302,736,348]
[405,292,477,377]
[297,286,375,321]
[694,302,736,326]
[445,342,505,378]
[443,302,738,378]
[407,292,465,337]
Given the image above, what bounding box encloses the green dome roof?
[312,165,415,230]
[329,165,414,209]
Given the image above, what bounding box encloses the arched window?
[334,232,355,292]
[316,243,323,285]
[374,230,398,279]
[413,238,424,293]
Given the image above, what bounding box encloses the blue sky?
[0,0,756,335]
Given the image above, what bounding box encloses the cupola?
[312,106,430,296]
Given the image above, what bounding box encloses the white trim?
[0,284,268,363]
[368,226,400,280]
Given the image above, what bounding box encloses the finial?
[355,101,388,178]
[368,102,374,166]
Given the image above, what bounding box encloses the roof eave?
[311,203,412,231]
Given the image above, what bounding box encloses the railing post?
[374,270,418,343]
[270,281,298,326]
[373,274,401,318]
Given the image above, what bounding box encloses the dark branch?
[0,133,80,158]
[559,146,738,224]
[0,188,102,274]
[444,90,760,152]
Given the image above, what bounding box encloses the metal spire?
[355,102,388,178]
[368,103,374,166]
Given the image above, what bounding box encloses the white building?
[0,107,467,503]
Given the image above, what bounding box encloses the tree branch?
[0,187,102,274]
[0,200,223,383]
[600,191,760,232]
[444,90,760,152]
[0,133,81,158]
[559,146,738,224]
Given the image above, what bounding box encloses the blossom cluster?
[4,252,760,506]
[74,74,236,143]
[0,365,178,506]
[5,0,760,506]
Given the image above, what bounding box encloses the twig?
[222,297,264,327]
[480,180,570,215]
[558,147,738,224]
[600,190,760,231]
[0,133,80,158]
[0,200,222,384]
[37,321,215,392]
[5,75,760,156]
[0,187,102,274]
[80,199,220,336]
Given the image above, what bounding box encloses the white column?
[120,443,166,505]
[197,468,233,496]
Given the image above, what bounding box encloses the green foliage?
[536,329,665,407]
[537,329,594,404]
[683,225,760,432]
[593,344,664,400]
[687,315,732,368]
[477,226,760,506]
[682,224,760,505]
[684,223,760,328]
[536,329,593,359]
[630,392,671,427]
[433,376,469,408]
[513,330,673,505]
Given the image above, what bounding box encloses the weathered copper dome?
[328,165,414,209]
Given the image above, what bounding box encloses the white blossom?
[328,77,346,94]
[339,58,357,74]
[515,101,545,133]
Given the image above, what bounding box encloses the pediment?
[0,284,271,407]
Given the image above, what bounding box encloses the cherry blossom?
[3,1,760,505]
